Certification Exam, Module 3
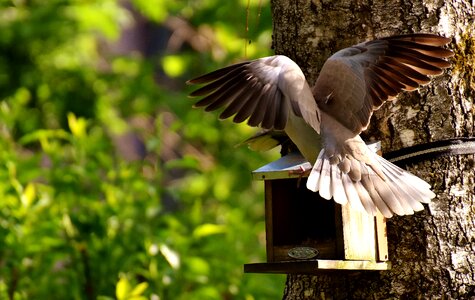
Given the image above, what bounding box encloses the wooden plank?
[264,180,275,262]
[375,213,389,261]
[244,259,391,274]
[341,204,376,260]
[334,205,344,259]
[244,261,320,274]
[373,142,389,261]
[272,241,337,261]
[316,259,391,270]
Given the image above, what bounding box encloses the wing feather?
[273,92,287,130]
[188,55,320,131]
[223,79,259,121]
[261,84,279,129]
[190,66,247,97]
[247,83,273,127]
[314,33,453,134]
[187,62,248,85]
[373,64,420,91]
[204,78,247,112]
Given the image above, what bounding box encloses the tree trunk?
[271,0,475,298]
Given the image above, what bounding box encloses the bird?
[186,33,453,218]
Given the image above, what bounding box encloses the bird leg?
[289,165,312,188]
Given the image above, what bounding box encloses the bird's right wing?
[307,34,452,217]
[314,34,453,135]
[187,55,320,133]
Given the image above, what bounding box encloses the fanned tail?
[306,148,435,218]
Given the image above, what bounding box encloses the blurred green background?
[0,0,285,299]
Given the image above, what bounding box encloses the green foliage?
[0,0,284,299]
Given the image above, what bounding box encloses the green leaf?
[21,182,36,208]
[193,223,226,238]
[161,55,187,78]
[0,0,282,298]
[132,0,169,22]
[67,113,87,138]
[116,277,132,300]
[186,256,210,277]
[159,244,180,269]
[19,129,69,145]
[130,282,148,297]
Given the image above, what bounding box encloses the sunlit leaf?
[14,87,31,105]
[193,223,226,238]
[161,55,187,78]
[190,286,221,300]
[130,282,148,297]
[213,174,232,200]
[21,182,36,208]
[133,0,169,22]
[148,259,159,280]
[164,155,201,171]
[67,113,87,138]
[97,297,114,300]
[186,256,210,277]
[62,214,78,238]
[186,174,209,197]
[112,57,140,77]
[116,277,132,300]
[147,243,159,256]
[67,2,130,40]
[0,0,282,298]
[159,244,180,269]
[19,129,69,145]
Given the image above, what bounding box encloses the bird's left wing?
[187,55,320,132]
[314,33,453,134]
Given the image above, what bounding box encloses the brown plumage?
[187,33,453,218]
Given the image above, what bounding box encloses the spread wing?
[314,33,453,134]
[187,55,320,132]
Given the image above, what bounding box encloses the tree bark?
[271,0,475,298]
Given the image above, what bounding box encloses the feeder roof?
[252,152,311,181]
[251,141,380,181]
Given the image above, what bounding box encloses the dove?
[187,33,453,218]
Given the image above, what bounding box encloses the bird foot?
[288,165,312,188]
[288,165,312,176]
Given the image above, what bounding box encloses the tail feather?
[376,156,426,212]
[354,180,378,215]
[331,165,348,205]
[378,156,431,188]
[306,148,435,217]
[306,150,325,192]
[379,173,416,215]
[370,171,408,215]
[341,172,366,212]
[318,159,332,199]
[361,173,393,218]
[348,159,362,181]
[378,156,434,203]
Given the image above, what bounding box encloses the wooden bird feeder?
[244,142,390,274]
